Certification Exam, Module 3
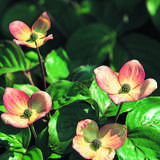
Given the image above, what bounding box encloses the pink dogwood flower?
[73,119,127,160]
[94,60,157,104]
[9,12,53,48]
[1,87,52,128]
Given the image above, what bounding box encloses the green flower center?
[119,84,130,93]
[90,139,101,151]
[23,109,32,118]
[30,32,38,41]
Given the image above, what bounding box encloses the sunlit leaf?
[13,84,40,96]
[45,48,70,83]
[146,0,160,30]
[0,119,31,159]
[22,146,43,160]
[117,97,160,160]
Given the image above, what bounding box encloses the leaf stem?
[30,124,37,139]
[115,103,123,122]
[36,46,47,90]
[24,71,35,86]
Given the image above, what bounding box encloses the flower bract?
[73,119,127,160]
[9,12,53,48]
[94,60,157,104]
[1,87,52,128]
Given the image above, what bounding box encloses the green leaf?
[146,0,160,30]
[36,127,49,159]
[0,41,27,75]
[66,23,116,66]
[117,138,145,160]
[45,48,70,83]
[48,102,96,154]
[48,153,61,159]
[22,146,43,160]
[0,119,31,159]
[68,65,95,87]
[1,2,40,37]
[47,80,91,109]
[25,51,40,70]
[89,80,111,117]
[117,97,160,160]
[111,33,160,95]
[13,84,40,96]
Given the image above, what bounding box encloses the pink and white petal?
[32,12,51,33]
[28,91,52,113]
[118,60,145,89]
[94,66,121,94]
[93,148,115,160]
[44,34,53,41]
[73,135,96,159]
[3,87,29,115]
[13,39,31,46]
[108,93,134,104]
[14,39,43,48]
[9,21,31,41]
[99,123,127,149]
[76,119,99,142]
[28,110,45,125]
[129,78,157,100]
[1,113,29,128]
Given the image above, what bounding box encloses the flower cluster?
[0,10,158,160]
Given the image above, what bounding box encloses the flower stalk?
[115,103,123,122]
[36,45,47,90]
[30,124,37,139]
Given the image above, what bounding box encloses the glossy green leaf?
[47,80,91,109]
[89,80,111,117]
[45,48,70,83]
[0,41,27,75]
[111,33,160,95]
[48,153,61,159]
[1,2,40,37]
[0,119,31,159]
[66,23,116,66]
[13,84,40,96]
[22,146,43,160]
[117,97,160,160]
[146,0,160,30]
[25,51,40,70]
[48,102,96,154]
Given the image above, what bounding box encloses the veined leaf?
[0,41,27,75]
